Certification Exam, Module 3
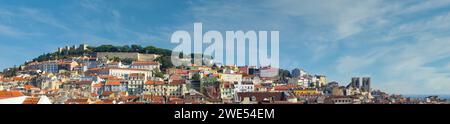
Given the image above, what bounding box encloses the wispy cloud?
[395,0,450,15]
[0,24,28,37]
[1,0,450,94]
[334,10,450,94]
[18,7,70,31]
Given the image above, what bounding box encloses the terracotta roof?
[94,101,107,104]
[92,83,103,87]
[222,82,232,88]
[237,92,286,102]
[65,98,89,104]
[91,93,98,97]
[168,98,185,104]
[170,75,182,80]
[189,70,201,73]
[98,75,116,79]
[74,81,93,85]
[24,85,35,90]
[120,96,138,101]
[145,80,165,85]
[105,81,121,86]
[12,77,26,81]
[102,91,113,96]
[0,91,24,99]
[143,95,165,103]
[177,70,189,75]
[125,102,145,104]
[88,68,102,71]
[119,91,127,96]
[22,97,40,104]
[169,80,186,85]
[97,99,114,104]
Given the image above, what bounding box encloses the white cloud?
[0,24,42,38]
[19,8,70,31]
[336,29,450,94]
[263,0,385,40]
[0,24,25,37]
[395,0,450,15]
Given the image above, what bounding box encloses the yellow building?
[294,89,320,95]
[219,74,242,84]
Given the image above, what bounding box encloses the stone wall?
[96,52,160,61]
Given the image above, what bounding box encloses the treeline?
[30,44,215,70]
[33,45,172,61]
[31,44,177,70]
[93,45,172,56]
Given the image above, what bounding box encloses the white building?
[25,61,59,74]
[260,67,278,78]
[98,68,151,81]
[130,61,160,71]
[235,81,255,92]
[127,73,146,95]
[0,91,52,104]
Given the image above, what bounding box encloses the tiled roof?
[88,68,102,71]
[92,83,103,87]
[91,93,98,97]
[96,99,114,104]
[102,91,113,96]
[105,81,121,86]
[65,98,89,104]
[0,91,24,99]
[169,80,185,85]
[168,98,184,104]
[145,80,165,85]
[237,92,286,102]
[22,97,40,104]
[169,75,182,80]
[12,77,26,81]
[222,82,232,88]
[24,85,34,90]
[74,81,93,85]
[143,95,165,103]
[125,102,145,104]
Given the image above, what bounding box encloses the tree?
[200,77,219,95]
[3,65,18,77]
[153,69,165,78]
[143,46,171,56]
[131,44,143,52]
[94,45,118,52]
[110,57,121,62]
[121,58,136,65]
[155,56,173,70]
[192,73,201,81]
[119,45,131,52]
[277,69,291,83]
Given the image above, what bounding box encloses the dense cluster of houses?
[0,45,448,104]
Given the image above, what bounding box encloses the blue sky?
[1,0,450,94]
